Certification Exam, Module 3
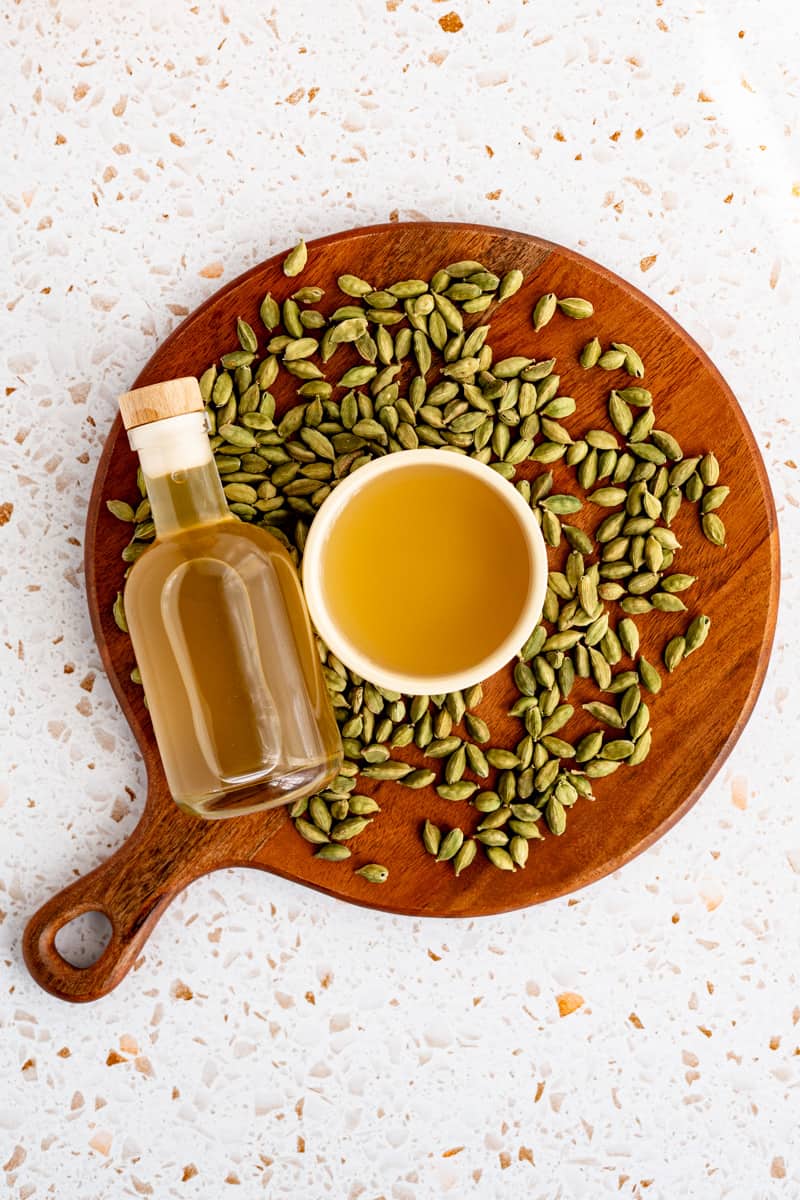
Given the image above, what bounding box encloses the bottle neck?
[130,412,231,536]
[144,459,231,535]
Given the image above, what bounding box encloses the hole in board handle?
[53,911,113,969]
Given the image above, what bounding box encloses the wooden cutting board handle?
[22,772,285,1002]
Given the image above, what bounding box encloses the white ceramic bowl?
[302,449,548,695]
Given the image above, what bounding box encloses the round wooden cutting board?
[23,222,779,1002]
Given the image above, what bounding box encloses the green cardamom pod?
[588,487,627,507]
[537,700,575,734]
[421,820,441,857]
[628,703,650,740]
[701,486,729,513]
[497,270,524,301]
[576,731,604,762]
[532,292,557,331]
[476,829,509,847]
[638,656,662,692]
[112,591,128,633]
[597,349,626,370]
[486,846,516,871]
[698,453,720,485]
[436,827,465,861]
[582,701,625,728]
[617,617,639,657]
[464,713,491,744]
[608,391,633,435]
[221,349,255,369]
[486,748,520,770]
[337,274,372,297]
[508,836,530,868]
[620,597,652,615]
[236,317,258,353]
[599,739,635,760]
[545,796,567,836]
[616,386,651,407]
[295,818,330,845]
[436,782,478,802]
[360,762,412,781]
[355,864,388,884]
[651,429,683,461]
[685,614,711,654]
[257,293,279,332]
[629,409,655,443]
[331,817,371,841]
[619,684,641,724]
[282,238,308,277]
[585,759,621,778]
[663,637,685,673]
[557,296,594,319]
[611,342,645,378]
[628,728,652,765]
[586,429,621,452]
[453,839,477,876]
[465,744,490,778]
[107,499,135,522]
[444,260,485,278]
[579,337,602,368]
[309,796,332,833]
[444,745,467,784]
[563,524,594,556]
[662,571,695,590]
[701,512,726,546]
[473,791,501,813]
[541,494,582,515]
[314,844,351,861]
[348,796,381,815]
[681,472,700,501]
[541,736,575,758]
[662,486,682,526]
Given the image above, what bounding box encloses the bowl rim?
[301,448,549,695]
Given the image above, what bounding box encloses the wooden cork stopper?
[118,377,204,431]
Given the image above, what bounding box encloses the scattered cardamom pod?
[453,839,477,876]
[532,292,557,331]
[355,863,388,884]
[579,337,602,368]
[701,512,726,546]
[282,239,308,277]
[436,828,464,862]
[557,297,594,319]
[315,844,352,861]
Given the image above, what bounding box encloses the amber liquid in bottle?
[123,408,342,819]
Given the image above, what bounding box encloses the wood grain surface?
[23,222,779,1002]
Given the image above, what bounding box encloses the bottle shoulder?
[126,520,296,588]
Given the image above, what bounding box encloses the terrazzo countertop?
[2,1,799,1197]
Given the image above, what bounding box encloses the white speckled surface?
[2,0,798,1196]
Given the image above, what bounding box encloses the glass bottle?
[119,378,342,819]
